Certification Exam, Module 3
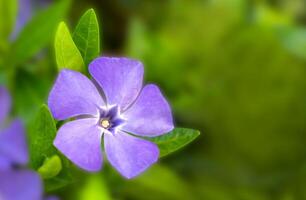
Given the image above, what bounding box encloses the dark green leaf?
[44,172,73,192]
[10,0,70,65]
[148,128,200,157]
[28,104,57,169]
[13,69,50,123]
[73,8,100,66]
[55,22,85,71]
[29,104,73,191]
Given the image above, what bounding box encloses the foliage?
[11,0,71,66]
[147,128,200,157]
[55,22,84,72]
[2,0,306,199]
[0,3,199,198]
[73,9,100,67]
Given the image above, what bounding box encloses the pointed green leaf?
[28,104,57,169]
[73,8,100,66]
[11,0,70,66]
[0,0,17,41]
[38,155,62,179]
[55,22,85,71]
[148,128,200,157]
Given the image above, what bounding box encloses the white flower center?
[101,119,111,129]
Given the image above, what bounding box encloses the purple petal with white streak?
[89,57,144,110]
[122,84,174,137]
[54,118,103,172]
[104,131,159,179]
[48,69,104,120]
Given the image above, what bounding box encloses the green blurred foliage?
[125,0,306,199]
[2,0,306,199]
[79,174,111,200]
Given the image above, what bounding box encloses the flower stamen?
[101,119,111,129]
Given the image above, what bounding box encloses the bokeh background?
[2,0,306,199]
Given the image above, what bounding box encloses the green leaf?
[28,104,57,169]
[127,165,193,200]
[55,22,85,71]
[10,0,70,66]
[44,172,73,192]
[148,128,200,157]
[280,27,306,60]
[38,155,62,179]
[29,104,73,191]
[73,8,100,66]
[43,153,73,192]
[79,175,111,200]
[0,0,17,41]
[13,70,50,123]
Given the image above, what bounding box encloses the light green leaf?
[280,27,306,60]
[79,175,111,200]
[44,154,73,192]
[148,128,200,157]
[55,22,85,71]
[28,104,57,169]
[38,155,62,179]
[127,165,193,200]
[73,8,100,66]
[0,0,17,41]
[11,0,70,66]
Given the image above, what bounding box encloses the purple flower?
[0,87,11,125]
[14,0,32,35]
[0,86,42,200]
[12,0,51,39]
[48,57,174,178]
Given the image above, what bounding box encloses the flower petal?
[0,154,11,170]
[0,119,28,166]
[45,196,59,200]
[0,86,11,124]
[89,57,144,110]
[54,118,103,171]
[0,170,42,200]
[11,0,32,39]
[122,84,174,137]
[48,69,104,120]
[104,131,159,179]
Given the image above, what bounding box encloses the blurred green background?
[2,0,306,199]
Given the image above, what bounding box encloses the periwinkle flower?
[49,57,174,178]
[13,0,32,38]
[0,87,42,200]
[12,0,51,39]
